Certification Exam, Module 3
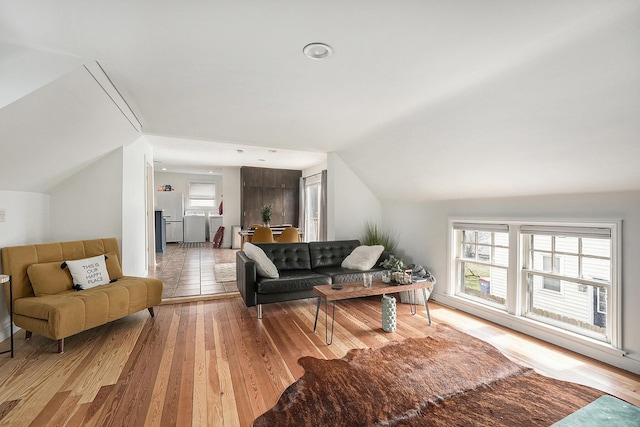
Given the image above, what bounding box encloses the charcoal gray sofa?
[236,240,390,318]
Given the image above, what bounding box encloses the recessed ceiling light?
[258,158,265,162]
[303,43,333,60]
[237,149,244,153]
[161,167,167,171]
[208,171,214,174]
[268,149,277,153]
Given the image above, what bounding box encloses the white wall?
[222,167,241,248]
[382,190,640,373]
[302,161,327,178]
[154,171,222,212]
[0,43,86,110]
[0,190,50,341]
[327,153,382,241]
[154,170,224,241]
[49,149,123,243]
[122,137,154,276]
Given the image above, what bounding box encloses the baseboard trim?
[160,292,240,305]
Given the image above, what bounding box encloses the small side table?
[0,275,13,358]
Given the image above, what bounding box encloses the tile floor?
[149,243,239,299]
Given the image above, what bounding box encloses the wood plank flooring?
[0,296,638,426]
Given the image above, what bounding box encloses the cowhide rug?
[253,325,605,427]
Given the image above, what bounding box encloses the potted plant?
[260,204,273,226]
[360,221,399,253]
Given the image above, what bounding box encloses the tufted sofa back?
[255,242,312,271]
[308,240,360,269]
[253,240,363,271]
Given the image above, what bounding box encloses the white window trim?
[446,219,623,360]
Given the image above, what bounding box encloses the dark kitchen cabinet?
[241,167,301,227]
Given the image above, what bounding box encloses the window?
[450,220,620,347]
[188,182,216,208]
[302,171,327,242]
[522,225,613,341]
[453,223,509,309]
[304,174,322,242]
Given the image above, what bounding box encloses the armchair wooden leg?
[25,331,32,340]
[148,307,155,317]
[58,339,64,354]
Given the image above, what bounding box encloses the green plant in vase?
[360,221,399,253]
[260,204,273,226]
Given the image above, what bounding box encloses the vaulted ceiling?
[1,1,639,200]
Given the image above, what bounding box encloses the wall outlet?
[0,208,5,222]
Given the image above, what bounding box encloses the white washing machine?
[183,212,207,243]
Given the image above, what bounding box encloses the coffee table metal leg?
[409,289,417,315]
[313,297,321,332]
[324,299,336,345]
[423,288,432,325]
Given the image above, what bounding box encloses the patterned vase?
[381,294,397,332]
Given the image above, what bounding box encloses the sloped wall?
[0,63,140,193]
[0,43,86,110]
[327,153,382,241]
[48,149,124,243]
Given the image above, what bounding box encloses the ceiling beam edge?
[83,61,142,132]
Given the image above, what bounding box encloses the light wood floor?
[0,296,638,426]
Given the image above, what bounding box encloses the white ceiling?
[147,134,326,175]
[1,0,639,200]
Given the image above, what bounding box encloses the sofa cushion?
[341,245,385,270]
[65,255,111,289]
[105,252,124,279]
[244,243,279,278]
[313,266,385,284]
[255,242,312,271]
[309,240,361,269]
[13,276,164,340]
[27,261,74,296]
[256,270,331,294]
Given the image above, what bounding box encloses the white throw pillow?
[65,255,111,289]
[244,243,279,279]
[341,245,385,270]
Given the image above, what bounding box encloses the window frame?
[448,219,621,351]
[453,224,510,310]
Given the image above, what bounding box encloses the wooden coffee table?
[313,280,433,345]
